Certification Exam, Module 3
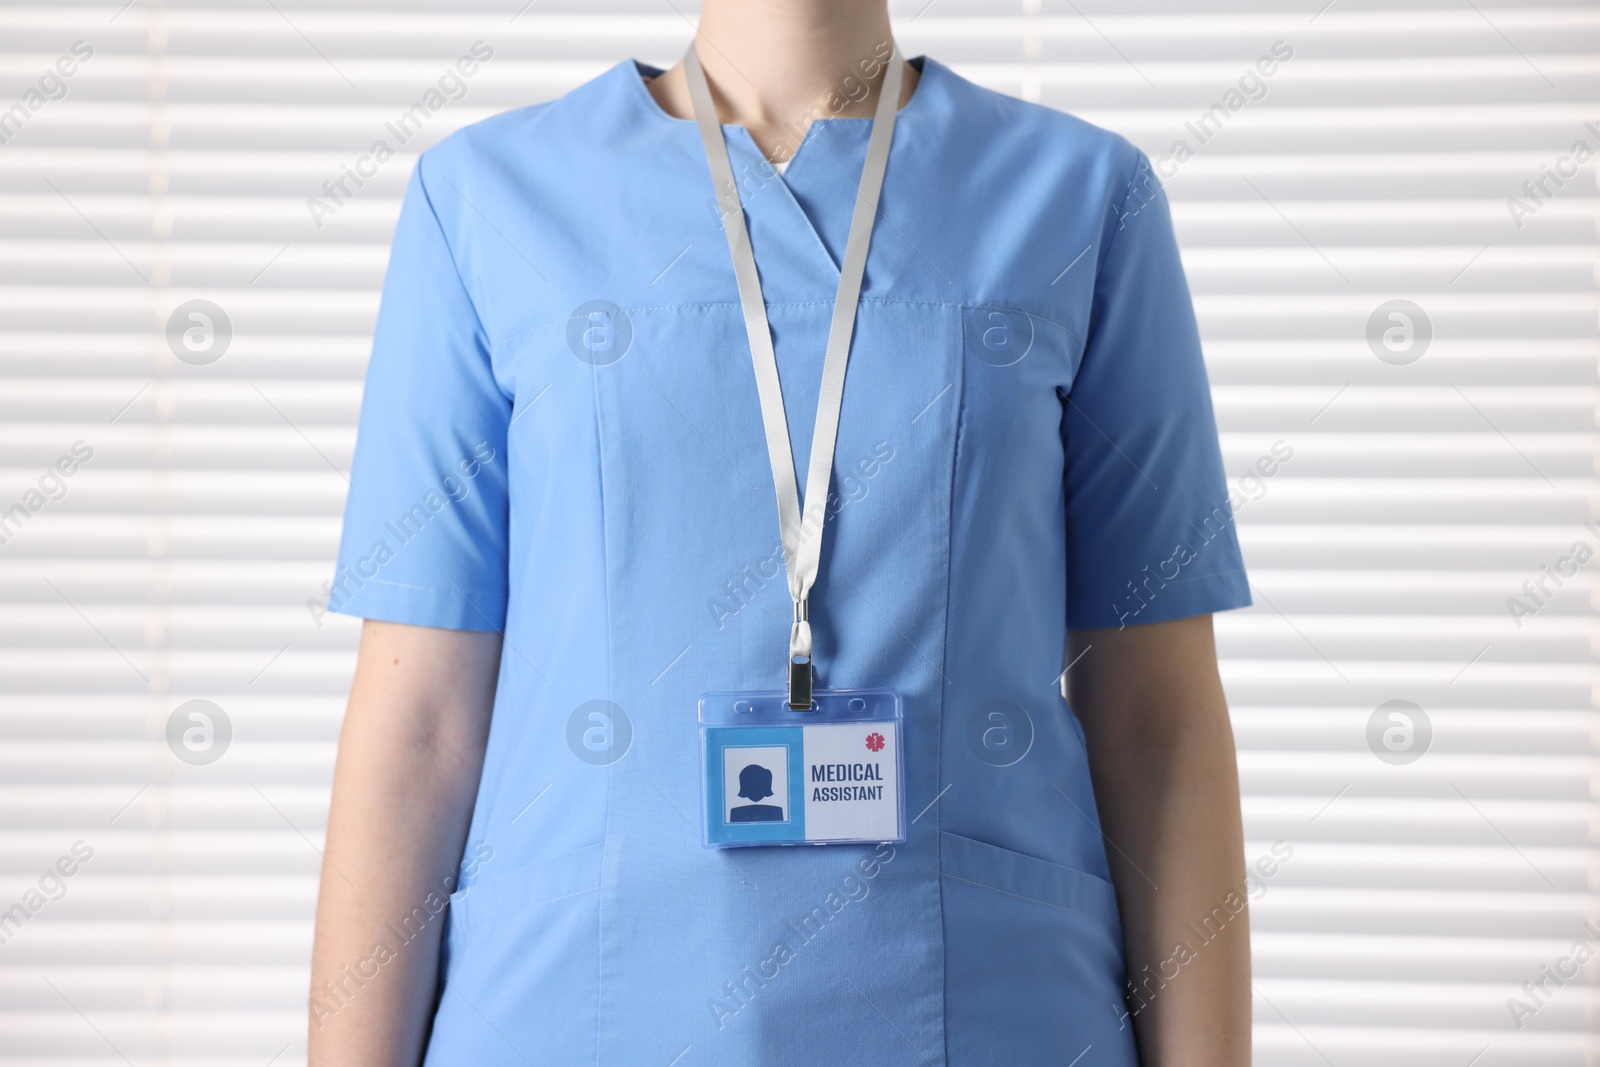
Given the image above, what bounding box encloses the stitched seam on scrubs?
[412,154,504,395]
[460,885,602,931]
[1096,148,1157,280]
[935,308,964,1067]
[940,873,1113,922]
[588,333,614,1067]
[342,576,495,594]
[1072,147,1156,383]
[1166,567,1249,584]
[487,299,1027,351]
[957,302,1089,379]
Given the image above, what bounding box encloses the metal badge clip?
[788,655,813,710]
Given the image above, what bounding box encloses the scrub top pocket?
[426,845,607,1066]
[446,842,605,932]
[939,832,1138,1066]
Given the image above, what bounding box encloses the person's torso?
[422,57,1142,1066]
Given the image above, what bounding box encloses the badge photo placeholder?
[724,746,790,824]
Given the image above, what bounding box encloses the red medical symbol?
[865,732,885,753]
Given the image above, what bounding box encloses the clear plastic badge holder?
[700,689,906,848]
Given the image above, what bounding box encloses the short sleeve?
[326,157,511,632]
[1063,151,1250,630]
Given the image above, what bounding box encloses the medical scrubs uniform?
[331,54,1250,1067]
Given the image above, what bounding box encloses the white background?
[0,1,1595,1065]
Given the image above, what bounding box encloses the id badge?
[700,688,906,848]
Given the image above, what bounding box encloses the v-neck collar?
[625,56,937,282]
[766,125,846,276]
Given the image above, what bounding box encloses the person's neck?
[645,0,917,164]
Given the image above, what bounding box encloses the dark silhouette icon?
[730,763,785,822]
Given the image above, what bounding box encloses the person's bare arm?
[308,619,502,1065]
[1068,613,1250,1067]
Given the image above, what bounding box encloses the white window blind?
[0,2,1593,1065]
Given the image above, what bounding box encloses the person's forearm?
[1069,615,1250,1067]
[309,621,501,1066]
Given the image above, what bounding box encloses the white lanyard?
[684,43,904,709]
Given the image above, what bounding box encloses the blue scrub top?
[332,55,1249,1067]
